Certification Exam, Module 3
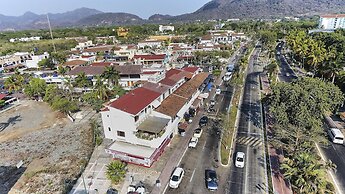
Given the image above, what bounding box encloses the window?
[117,131,125,137]
[135,115,139,122]
[107,115,109,117]
[108,127,111,131]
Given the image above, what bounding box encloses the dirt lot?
[0,100,97,194]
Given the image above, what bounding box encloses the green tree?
[106,160,127,184]
[0,100,5,107]
[4,73,24,93]
[94,75,109,101]
[24,78,47,98]
[102,66,120,87]
[57,66,68,76]
[38,58,55,69]
[43,84,60,104]
[74,72,92,88]
[281,152,335,194]
[51,96,79,114]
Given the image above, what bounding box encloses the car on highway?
[169,167,185,189]
[235,152,245,168]
[205,169,218,191]
[199,116,209,127]
[188,137,199,148]
[215,88,221,95]
[210,99,216,106]
[223,72,232,81]
[193,128,203,138]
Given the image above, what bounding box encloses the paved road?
[165,47,243,194]
[276,42,345,194]
[276,43,297,83]
[226,46,268,194]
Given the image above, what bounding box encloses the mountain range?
[1,0,345,31]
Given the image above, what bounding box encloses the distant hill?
[1,0,345,31]
[174,0,345,20]
[77,13,143,26]
[0,8,103,31]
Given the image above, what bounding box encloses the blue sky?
[0,0,210,18]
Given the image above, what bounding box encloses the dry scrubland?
[0,100,95,194]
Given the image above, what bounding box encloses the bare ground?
[0,100,96,194]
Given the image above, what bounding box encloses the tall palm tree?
[4,73,24,93]
[93,75,109,101]
[307,40,327,76]
[102,66,120,87]
[57,66,68,76]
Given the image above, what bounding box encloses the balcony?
[135,116,170,141]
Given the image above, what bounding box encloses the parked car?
[210,99,216,106]
[235,152,245,168]
[205,170,218,191]
[188,137,199,148]
[169,167,185,188]
[215,88,221,95]
[199,116,209,127]
[193,128,203,138]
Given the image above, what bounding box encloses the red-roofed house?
[101,71,209,167]
[133,54,167,65]
[182,66,201,75]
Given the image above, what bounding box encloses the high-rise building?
[319,14,345,30]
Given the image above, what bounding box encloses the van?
[328,128,344,144]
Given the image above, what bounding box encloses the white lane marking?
[178,141,189,166]
[202,140,207,150]
[190,168,196,182]
[315,143,343,194]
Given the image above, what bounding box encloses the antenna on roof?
[46,14,57,53]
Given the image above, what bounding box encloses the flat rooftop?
[137,116,170,134]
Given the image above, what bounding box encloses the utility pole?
[46,14,56,53]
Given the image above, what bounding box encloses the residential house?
[159,25,175,32]
[137,39,162,49]
[101,72,208,167]
[25,52,50,69]
[133,54,167,65]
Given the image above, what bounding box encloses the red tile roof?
[90,62,113,67]
[0,93,7,100]
[159,78,178,86]
[142,82,170,94]
[182,66,199,73]
[165,69,182,78]
[63,60,88,67]
[133,54,166,60]
[68,66,105,76]
[110,87,161,115]
[321,14,345,18]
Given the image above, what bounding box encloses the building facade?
[319,14,345,30]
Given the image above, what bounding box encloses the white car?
[216,88,221,95]
[210,99,216,106]
[235,152,245,168]
[188,137,199,148]
[169,167,185,188]
[193,128,203,138]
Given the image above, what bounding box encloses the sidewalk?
[260,73,293,194]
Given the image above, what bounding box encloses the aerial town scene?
[0,0,345,194]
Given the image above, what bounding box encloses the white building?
[137,39,162,49]
[25,52,50,69]
[159,25,175,32]
[100,69,207,167]
[319,14,345,30]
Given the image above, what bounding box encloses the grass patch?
[220,86,241,165]
[220,45,255,165]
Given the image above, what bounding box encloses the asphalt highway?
[226,45,268,194]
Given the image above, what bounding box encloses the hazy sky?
[0,0,210,18]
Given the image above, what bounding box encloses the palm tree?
[106,160,127,184]
[93,75,109,101]
[4,73,24,93]
[57,66,68,76]
[102,66,120,87]
[75,72,92,89]
[281,152,335,194]
[306,40,327,76]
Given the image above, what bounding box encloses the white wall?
[101,107,137,142]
